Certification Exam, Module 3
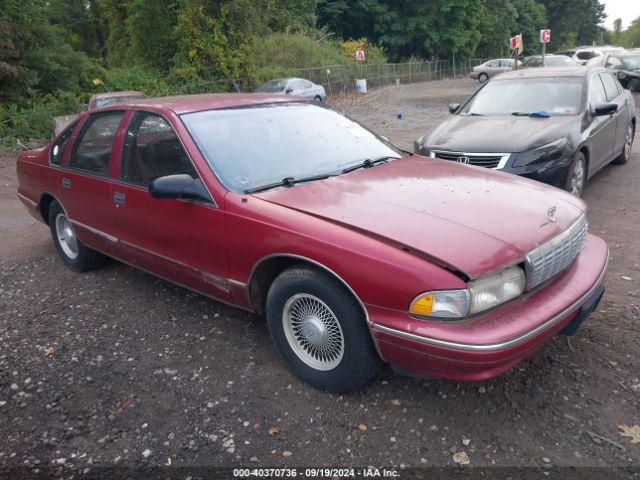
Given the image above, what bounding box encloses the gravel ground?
[1,78,639,477]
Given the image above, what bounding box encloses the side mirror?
[594,102,618,116]
[617,71,627,80]
[448,103,461,114]
[149,174,211,202]
[285,88,293,94]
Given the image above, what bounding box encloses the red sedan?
[16,94,609,392]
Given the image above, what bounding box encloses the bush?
[0,91,81,147]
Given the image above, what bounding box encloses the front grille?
[525,215,588,290]
[432,151,508,169]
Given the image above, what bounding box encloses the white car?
[256,77,327,102]
[573,47,627,65]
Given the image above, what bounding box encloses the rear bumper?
[368,234,608,381]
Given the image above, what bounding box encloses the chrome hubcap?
[570,159,585,196]
[282,294,344,371]
[624,124,633,159]
[55,213,78,259]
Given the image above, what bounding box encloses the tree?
[475,0,518,58]
[538,0,606,48]
[512,0,547,54]
[127,0,180,71]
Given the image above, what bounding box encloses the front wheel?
[266,265,381,392]
[564,151,587,197]
[478,73,488,83]
[613,122,634,165]
[314,95,323,103]
[48,200,105,272]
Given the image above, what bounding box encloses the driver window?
[589,75,607,109]
[120,112,198,186]
[606,57,623,70]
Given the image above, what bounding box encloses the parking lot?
[1,78,639,472]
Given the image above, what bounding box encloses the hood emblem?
[457,156,470,164]
[547,206,558,223]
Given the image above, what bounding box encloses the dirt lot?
[1,78,639,477]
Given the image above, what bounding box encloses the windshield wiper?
[341,156,399,174]
[511,111,551,118]
[244,173,335,194]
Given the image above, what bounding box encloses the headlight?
[512,138,569,167]
[409,266,524,320]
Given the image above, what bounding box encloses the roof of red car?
[117,93,302,115]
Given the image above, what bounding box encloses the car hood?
[427,115,578,153]
[252,156,585,279]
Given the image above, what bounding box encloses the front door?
[600,71,631,157]
[112,111,230,302]
[58,111,125,257]
[587,74,617,172]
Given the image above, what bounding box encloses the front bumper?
[368,234,608,380]
[501,156,573,189]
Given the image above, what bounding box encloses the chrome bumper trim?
[372,251,608,352]
[17,192,37,208]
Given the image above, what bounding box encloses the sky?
[601,0,640,30]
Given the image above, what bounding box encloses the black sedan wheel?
[478,73,488,83]
[266,265,381,392]
[564,151,586,197]
[613,123,635,165]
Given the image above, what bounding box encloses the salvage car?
[521,54,578,68]
[18,94,609,392]
[603,53,640,92]
[256,78,326,102]
[415,66,636,196]
[52,91,148,138]
[469,58,516,83]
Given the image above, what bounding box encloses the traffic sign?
[355,50,365,61]
[540,29,551,43]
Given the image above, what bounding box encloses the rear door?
[58,110,125,257]
[112,110,231,301]
[600,71,630,157]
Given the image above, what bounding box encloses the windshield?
[257,80,287,93]
[460,78,583,116]
[182,103,402,192]
[622,57,640,70]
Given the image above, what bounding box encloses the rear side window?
[577,51,596,60]
[50,122,77,165]
[600,73,620,101]
[69,111,125,175]
[120,112,198,186]
[488,60,500,67]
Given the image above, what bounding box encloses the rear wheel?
[266,265,381,392]
[478,73,489,83]
[613,122,634,165]
[564,151,587,197]
[48,200,105,272]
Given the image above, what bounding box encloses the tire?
[314,95,323,103]
[478,73,489,84]
[564,151,587,197]
[266,265,381,392]
[48,200,105,272]
[613,122,635,165]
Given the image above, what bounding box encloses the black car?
[603,53,640,92]
[414,66,636,196]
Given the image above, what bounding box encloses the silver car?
[470,59,517,83]
[256,77,327,102]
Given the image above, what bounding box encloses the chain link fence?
[197,58,488,97]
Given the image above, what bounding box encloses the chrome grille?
[525,215,588,290]
[432,151,509,169]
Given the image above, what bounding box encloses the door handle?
[113,192,126,206]
[62,177,71,189]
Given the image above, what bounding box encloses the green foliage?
[538,0,606,48]
[620,17,640,48]
[513,0,547,54]
[127,0,180,71]
[0,91,81,146]
[475,0,518,58]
